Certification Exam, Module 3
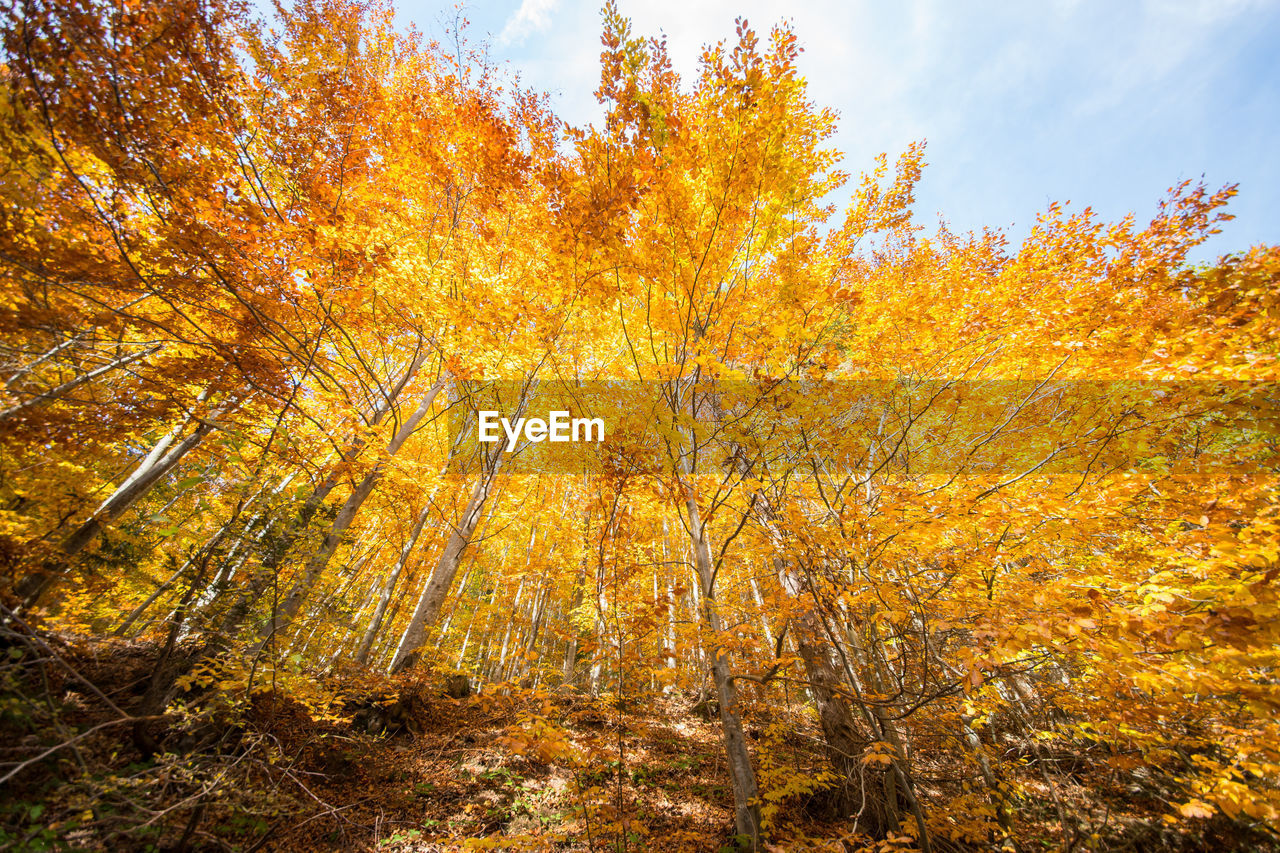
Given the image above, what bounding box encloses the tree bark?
[685,498,762,844]
[17,404,224,608]
[778,556,932,852]
[389,452,502,674]
[353,504,430,664]
[791,600,900,836]
[0,343,162,424]
[219,354,431,641]
[253,379,446,651]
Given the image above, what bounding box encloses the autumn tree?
[2,1,1277,850]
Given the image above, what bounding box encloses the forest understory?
[2,629,1274,853]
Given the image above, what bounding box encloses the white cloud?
[499,0,561,45]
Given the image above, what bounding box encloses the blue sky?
[387,0,1278,260]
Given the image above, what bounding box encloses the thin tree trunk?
[684,494,762,844]
[17,402,225,608]
[780,557,932,852]
[115,527,226,638]
[390,455,501,673]
[115,473,289,637]
[561,579,585,686]
[252,378,446,651]
[353,504,431,664]
[0,343,162,423]
[217,470,341,640]
[749,574,775,651]
[455,599,479,670]
[437,559,474,638]
[789,594,899,835]
[561,499,593,687]
[524,580,548,669]
[494,576,527,682]
[3,333,83,392]
[62,420,212,556]
[218,351,429,640]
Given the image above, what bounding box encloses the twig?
[0,604,130,717]
[0,715,167,785]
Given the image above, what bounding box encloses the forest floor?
[1,631,1276,852]
[1,631,777,851]
[246,683,753,851]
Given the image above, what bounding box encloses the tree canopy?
[1,1,1277,850]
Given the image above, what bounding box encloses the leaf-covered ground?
[2,632,1276,852]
